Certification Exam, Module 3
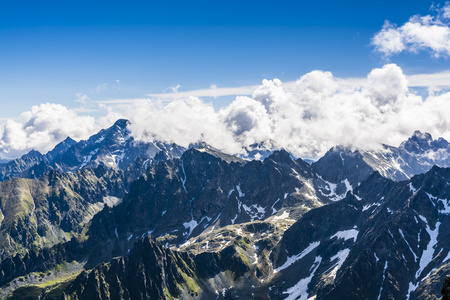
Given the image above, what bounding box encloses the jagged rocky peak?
[264,148,296,165]
[45,136,77,161]
[186,142,245,164]
[20,149,43,159]
[313,146,370,181]
[88,118,131,146]
[188,140,213,150]
[113,118,130,129]
[400,130,450,154]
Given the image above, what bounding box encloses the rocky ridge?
[2,122,450,299]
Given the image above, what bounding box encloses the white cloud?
[147,84,258,99]
[367,64,408,106]
[407,70,450,88]
[97,64,450,160]
[0,103,96,159]
[5,65,450,161]
[372,4,450,57]
[107,97,242,154]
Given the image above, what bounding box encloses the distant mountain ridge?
[0,119,185,182]
[311,130,450,202]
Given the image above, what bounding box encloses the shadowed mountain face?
[12,165,450,300]
[271,167,450,300]
[82,148,322,267]
[3,122,450,300]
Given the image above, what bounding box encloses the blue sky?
[1,0,447,117]
[2,0,450,159]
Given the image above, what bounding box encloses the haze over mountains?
[1,119,450,299]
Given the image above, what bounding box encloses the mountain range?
[1,119,450,299]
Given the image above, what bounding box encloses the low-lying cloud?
[2,64,450,160]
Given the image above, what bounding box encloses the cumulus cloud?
[0,103,96,159]
[103,97,242,154]
[372,3,450,57]
[96,63,450,160]
[4,64,450,161]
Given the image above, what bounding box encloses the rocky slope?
[3,125,450,299]
[0,165,125,260]
[270,166,450,300]
[80,147,322,268]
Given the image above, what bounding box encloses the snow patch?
[183,220,198,238]
[330,229,359,242]
[327,248,351,280]
[243,203,266,221]
[409,182,417,194]
[275,242,320,273]
[236,184,245,198]
[399,228,418,262]
[180,161,188,193]
[273,211,290,221]
[317,175,353,202]
[443,251,450,263]
[407,218,441,299]
[362,202,381,211]
[378,260,389,300]
[439,199,450,214]
[227,188,235,198]
[416,220,440,279]
[103,196,122,208]
[374,252,380,263]
[271,198,281,214]
[283,256,322,300]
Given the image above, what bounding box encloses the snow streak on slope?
[275,242,321,273]
[283,256,322,300]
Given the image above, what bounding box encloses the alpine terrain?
[2,120,450,300]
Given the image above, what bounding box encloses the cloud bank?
[372,3,450,57]
[2,64,450,160]
[0,103,96,159]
